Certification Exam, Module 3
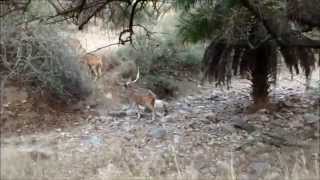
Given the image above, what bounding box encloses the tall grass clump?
[0,18,92,105]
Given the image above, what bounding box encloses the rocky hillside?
[1,70,319,180]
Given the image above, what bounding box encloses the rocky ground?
[1,70,319,180]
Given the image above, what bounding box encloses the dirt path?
[1,69,319,180]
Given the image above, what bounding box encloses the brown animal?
[81,53,103,81]
[124,68,157,120]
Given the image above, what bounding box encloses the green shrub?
[144,75,179,99]
[116,33,203,98]
[0,20,92,105]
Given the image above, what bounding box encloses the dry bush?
[116,34,203,99]
[117,60,138,80]
[101,53,121,71]
[0,19,92,105]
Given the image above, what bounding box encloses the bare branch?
[86,42,122,54]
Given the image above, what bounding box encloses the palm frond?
[201,41,226,83]
[177,8,216,42]
[176,1,255,43]
[280,47,300,75]
[296,48,316,78]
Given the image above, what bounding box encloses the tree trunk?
[251,44,270,108]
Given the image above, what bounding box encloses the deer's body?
[81,54,103,81]
[124,69,157,120]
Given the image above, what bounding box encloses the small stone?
[173,135,180,144]
[105,92,113,99]
[274,113,284,119]
[148,127,167,139]
[303,113,319,125]
[257,108,269,114]
[260,114,270,122]
[29,150,52,161]
[249,161,270,177]
[290,119,304,128]
[224,124,236,133]
[233,120,256,133]
[160,114,177,123]
[88,135,103,146]
[205,112,218,123]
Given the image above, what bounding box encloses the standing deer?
[81,53,103,81]
[124,68,157,120]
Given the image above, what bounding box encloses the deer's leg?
[97,64,102,79]
[88,65,95,77]
[146,101,156,121]
[91,65,98,81]
[135,103,141,120]
[151,99,156,120]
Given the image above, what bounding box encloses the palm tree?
[177,0,320,109]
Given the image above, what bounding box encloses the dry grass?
[1,141,319,180]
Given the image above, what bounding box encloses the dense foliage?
[176,0,320,107]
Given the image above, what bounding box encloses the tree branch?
[241,0,320,48]
[119,0,146,44]
[86,42,122,54]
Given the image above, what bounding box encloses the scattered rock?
[148,127,167,139]
[223,124,236,133]
[108,111,127,117]
[246,114,269,122]
[232,119,256,133]
[160,113,179,123]
[289,119,303,128]
[105,92,113,99]
[303,113,319,125]
[204,112,219,123]
[248,161,270,177]
[88,135,103,146]
[257,108,269,114]
[29,150,52,161]
[259,114,270,122]
[207,94,226,101]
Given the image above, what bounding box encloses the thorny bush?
[0,21,92,105]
